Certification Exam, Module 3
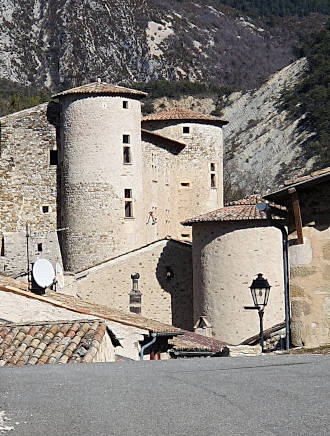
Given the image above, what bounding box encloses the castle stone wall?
[59,95,145,272]
[0,104,57,233]
[0,103,60,276]
[142,120,223,240]
[65,239,193,330]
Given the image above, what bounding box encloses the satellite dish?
[56,262,65,289]
[256,203,268,212]
[32,259,55,289]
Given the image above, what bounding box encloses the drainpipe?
[264,207,291,350]
[275,223,291,350]
[140,333,157,361]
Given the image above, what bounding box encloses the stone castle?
[0,81,230,333]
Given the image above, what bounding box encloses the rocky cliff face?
[221,57,317,197]
[0,0,299,91]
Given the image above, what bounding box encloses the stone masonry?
[0,103,61,275]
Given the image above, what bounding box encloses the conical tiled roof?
[52,81,147,99]
[142,106,228,126]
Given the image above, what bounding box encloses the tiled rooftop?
[183,194,268,224]
[52,81,147,99]
[0,277,228,352]
[142,106,228,126]
[283,166,330,187]
[0,319,106,366]
[265,166,330,202]
[171,331,228,352]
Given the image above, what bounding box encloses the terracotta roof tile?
[0,278,228,353]
[142,106,228,126]
[170,331,228,352]
[265,166,330,202]
[0,319,106,366]
[283,166,330,187]
[182,194,285,225]
[52,81,147,99]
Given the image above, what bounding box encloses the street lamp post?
[244,273,271,351]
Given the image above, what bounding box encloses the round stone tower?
[183,195,285,344]
[53,81,147,272]
[142,107,228,240]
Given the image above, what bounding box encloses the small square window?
[123,134,130,144]
[123,146,131,164]
[125,201,133,218]
[37,243,43,252]
[125,189,132,198]
[42,205,49,214]
[210,163,216,172]
[50,150,58,165]
[123,101,128,109]
[183,126,190,134]
[211,173,216,188]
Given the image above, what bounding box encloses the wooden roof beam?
[288,187,304,245]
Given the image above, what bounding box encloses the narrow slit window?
[211,173,216,188]
[42,205,49,214]
[1,236,4,256]
[123,101,128,109]
[181,182,190,187]
[123,146,131,164]
[37,243,43,252]
[181,234,190,238]
[125,189,132,198]
[125,201,133,218]
[123,134,130,144]
[183,126,190,134]
[210,163,216,171]
[50,150,58,165]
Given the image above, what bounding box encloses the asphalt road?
[1,354,330,436]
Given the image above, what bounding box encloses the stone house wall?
[65,239,193,330]
[288,182,330,347]
[0,103,61,276]
[0,103,57,233]
[192,221,285,344]
[0,230,62,277]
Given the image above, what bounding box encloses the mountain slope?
[0,0,315,91]
[222,57,316,199]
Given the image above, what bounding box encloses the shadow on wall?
[155,240,193,331]
[46,101,63,257]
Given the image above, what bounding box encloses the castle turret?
[142,107,228,240]
[53,82,147,272]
